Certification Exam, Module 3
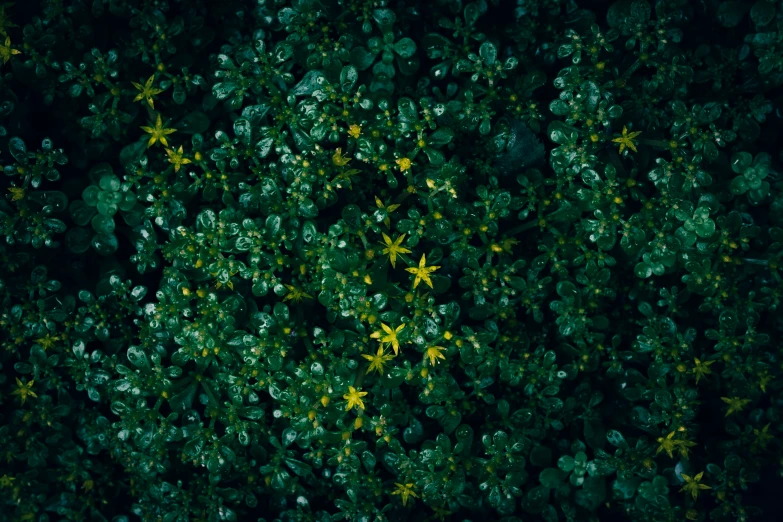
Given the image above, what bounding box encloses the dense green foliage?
[2,0,783,520]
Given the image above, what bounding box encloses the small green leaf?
[539,468,566,488]
[393,37,417,59]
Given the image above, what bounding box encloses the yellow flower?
[332,148,352,166]
[431,506,451,521]
[7,187,24,201]
[140,113,177,148]
[753,423,773,451]
[721,396,751,417]
[370,322,405,355]
[36,333,59,351]
[283,284,313,303]
[500,238,519,253]
[611,126,642,154]
[380,233,411,268]
[757,371,773,393]
[396,157,412,172]
[656,430,697,459]
[0,474,15,488]
[676,435,697,459]
[425,345,446,366]
[656,431,678,459]
[11,378,38,405]
[680,471,711,500]
[0,36,20,65]
[132,74,164,109]
[405,254,440,289]
[391,482,419,507]
[348,124,362,138]
[374,196,400,228]
[361,346,394,375]
[691,357,714,384]
[343,386,368,411]
[166,145,192,172]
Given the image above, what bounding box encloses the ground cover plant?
[1,0,783,520]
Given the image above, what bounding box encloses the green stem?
[506,219,540,236]
[641,139,670,148]
[607,147,626,177]
[354,367,364,389]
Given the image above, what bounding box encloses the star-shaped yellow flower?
[753,423,773,451]
[0,474,15,488]
[132,74,164,109]
[11,378,38,405]
[691,358,715,384]
[611,126,642,154]
[361,346,394,375]
[430,505,451,521]
[405,254,440,289]
[721,396,750,417]
[332,148,352,166]
[166,145,192,172]
[391,482,419,507]
[348,124,362,138]
[140,113,177,148]
[36,333,59,350]
[656,430,697,459]
[656,431,677,459]
[380,233,411,268]
[370,322,405,355]
[283,284,313,303]
[0,36,20,65]
[7,186,24,201]
[680,471,711,500]
[425,345,446,366]
[343,386,368,411]
[375,196,400,228]
[757,371,773,393]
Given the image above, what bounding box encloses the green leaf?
[127,346,149,369]
[630,0,651,22]
[557,455,575,472]
[393,37,417,59]
[606,430,628,448]
[170,384,197,412]
[350,46,376,70]
[299,198,319,218]
[340,65,358,92]
[9,137,27,163]
[427,127,454,147]
[521,486,549,513]
[717,1,749,27]
[119,140,147,166]
[372,8,396,27]
[539,468,566,488]
[291,70,325,96]
[530,445,552,467]
[177,111,211,134]
[478,42,496,65]
[397,97,418,121]
[750,1,775,26]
